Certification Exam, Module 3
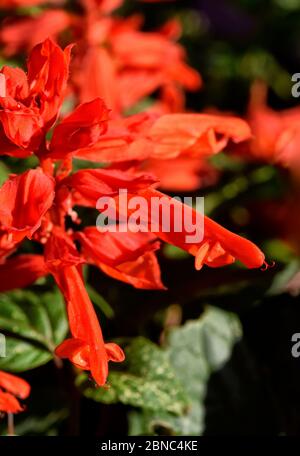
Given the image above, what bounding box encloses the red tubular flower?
[148,113,252,159]
[0,371,30,414]
[75,228,164,289]
[0,167,54,262]
[0,70,43,156]
[75,47,121,114]
[74,113,155,163]
[0,255,46,292]
[0,39,71,156]
[110,186,265,270]
[110,28,201,110]
[0,392,24,414]
[141,156,219,192]
[140,113,251,191]
[243,82,300,171]
[65,168,158,207]
[0,371,30,400]
[44,230,124,386]
[97,252,164,290]
[141,188,265,270]
[76,228,159,267]
[74,112,251,162]
[0,1,201,114]
[48,98,110,159]
[0,168,55,244]
[83,12,201,111]
[27,38,72,128]
[0,38,266,389]
[0,10,72,57]
[73,112,250,192]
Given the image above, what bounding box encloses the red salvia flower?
[143,189,266,270]
[0,39,71,157]
[75,228,164,289]
[0,371,30,414]
[44,229,125,386]
[47,98,109,159]
[141,156,219,192]
[245,81,300,170]
[72,111,252,191]
[0,254,46,292]
[0,169,55,261]
[0,39,266,388]
[72,112,252,163]
[0,0,201,114]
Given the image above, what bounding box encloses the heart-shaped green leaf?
[77,337,189,415]
[128,306,242,435]
[0,289,68,372]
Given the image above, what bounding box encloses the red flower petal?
[143,156,219,192]
[0,169,54,234]
[104,342,125,362]
[0,254,47,292]
[149,113,252,159]
[27,38,72,128]
[0,97,43,152]
[0,169,55,242]
[66,168,157,207]
[55,338,90,370]
[99,251,165,289]
[0,67,28,99]
[46,232,125,386]
[49,98,109,159]
[142,188,265,269]
[73,47,120,111]
[76,227,159,267]
[0,391,23,414]
[0,371,30,399]
[44,228,83,271]
[74,113,154,163]
[0,10,72,56]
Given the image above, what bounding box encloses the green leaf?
[0,289,68,372]
[77,308,242,435]
[73,159,106,172]
[77,337,189,415]
[16,6,43,16]
[0,337,53,372]
[0,161,9,186]
[262,239,295,264]
[128,306,242,435]
[86,284,115,319]
[267,260,300,296]
[13,410,68,436]
[124,97,155,116]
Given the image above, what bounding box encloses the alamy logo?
[96,190,205,244]
[291,73,300,98]
[0,333,6,358]
[291,333,300,358]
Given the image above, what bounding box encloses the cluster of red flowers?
[0,0,267,417]
[244,81,300,170]
[0,0,201,113]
